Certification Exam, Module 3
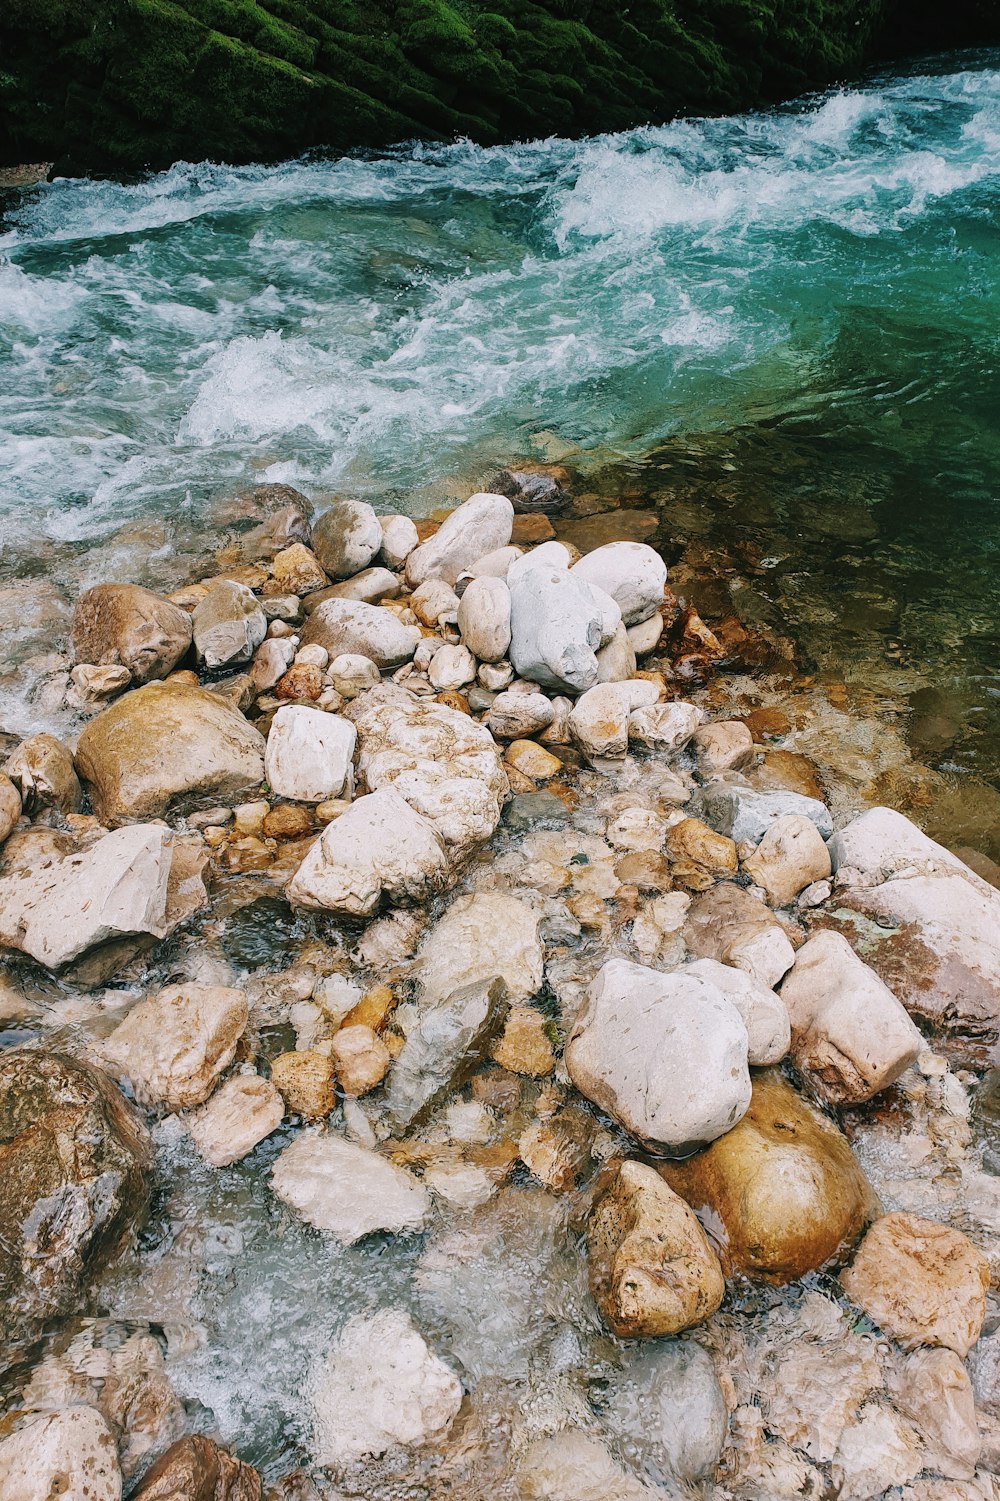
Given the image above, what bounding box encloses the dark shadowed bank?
[1,0,997,176]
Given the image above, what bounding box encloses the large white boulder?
[415,891,544,1006]
[568,679,661,762]
[565,956,751,1153]
[100,982,248,1110]
[570,541,667,625]
[287,786,449,916]
[508,547,617,695]
[0,1407,122,1501]
[405,492,514,587]
[779,930,922,1104]
[0,824,191,969]
[272,1133,430,1242]
[301,598,420,668]
[264,705,356,803]
[311,1309,462,1464]
[827,807,1000,1058]
[457,575,511,662]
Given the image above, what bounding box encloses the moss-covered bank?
[0,0,996,175]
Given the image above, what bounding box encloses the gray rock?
[458,575,511,663]
[700,783,833,844]
[301,597,420,668]
[600,1341,728,1482]
[508,552,611,695]
[311,498,383,580]
[570,541,667,626]
[192,580,267,669]
[505,792,570,831]
[385,978,509,1130]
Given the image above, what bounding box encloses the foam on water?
[2,52,999,558]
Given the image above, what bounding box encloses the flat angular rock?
[700,783,833,844]
[662,1070,876,1283]
[192,580,266,669]
[566,956,750,1154]
[187,1073,284,1166]
[0,823,189,969]
[101,982,248,1110]
[385,978,509,1130]
[75,681,265,825]
[0,1052,151,1342]
[271,1132,430,1242]
[588,1160,724,1336]
[683,957,790,1065]
[405,492,514,587]
[72,582,192,683]
[693,720,754,776]
[0,1407,123,1501]
[416,891,543,1006]
[570,541,667,625]
[311,498,383,580]
[301,598,420,668]
[840,1212,989,1356]
[311,1309,462,1463]
[264,705,356,803]
[287,786,449,916]
[779,930,922,1104]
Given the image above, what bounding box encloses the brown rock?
[555,509,658,551]
[613,850,671,892]
[511,513,556,545]
[343,984,396,1032]
[72,583,193,683]
[213,482,313,562]
[329,1023,391,1096]
[661,1070,876,1284]
[684,882,795,988]
[275,662,324,701]
[490,1006,556,1076]
[270,1050,336,1118]
[840,1213,989,1356]
[187,1074,285,1167]
[740,707,792,742]
[220,835,275,872]
[132,1434,262,1500]
[743,813,832,907]
[101,983,249,1111]
[693,720,755,776]
[505,740,562,780]
[262,803,313,839]
[0,772,21,844]
[588,1160,724,1337]
[751,749,825,801]
[0,1052,151,1342]
[665,817,738,890]
[435,690,471,715]
[5,732,82,814]
[518,1106,595,1191]
[267,543,328,595]
[75,681,266,825]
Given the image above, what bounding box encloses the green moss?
[0,0,993,174]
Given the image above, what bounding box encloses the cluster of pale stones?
[2,488,1000,1496]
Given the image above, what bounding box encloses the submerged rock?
[840,1211,989,1356]
[661,1070,876,1282]
[0,1407,123,1501]
[271,1131,430,1242]
[700,783,833,843]
[100,982,248,1110]
[75,681,266,824]
[311,1308,462,1463]
[187,1072,284,1166]
[72,581,193,683]
[517,1431,664,1501]
[894,1347,981,1480]
[600,1340,729,1482]
[385,977,509,1130]
[415,891,543,1005]
[566,956,750,1154]
[0,1052,151,1341]
[587,1160,724,1336]
[131,1434,262,1499]
[779,929,922,1105]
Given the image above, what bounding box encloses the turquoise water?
[1,51,999,787]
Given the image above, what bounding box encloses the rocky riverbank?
[1,475,1000,1497]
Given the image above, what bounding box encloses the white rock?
[406,492,514,587]
[508,552,611,695]
[683,958,790,1065]
[570,542,667,625]
[0,824,178,969]
[627,613,664,657]
[323,566,400,604]
[479,660,514,691]
[0,772,20,845]
[295,642,329,668]
[628,699,702,751]
[187,1072,284,1166]
[606,806,669,851]
[311,1309,462,1463]
[601,1340,728,1482]
[569,680,661,761]
[779,929,922,1104]
[894,1346,981,1481]
[594,622,636,683]
[0,1407,122,1501]
[590,584,624,648]
[693,720,755,775]
[505,539,572,584]
[302,599,421,668]
[566,956,751,1153]
[468,545,522,579]
[101,981,248,1110]
[416,891,544,1006]
[251,637,297,691]
[428,644,476,691]
[517,1431,663,1501]
[487,689,555,739]
[328,652,380,699]
[312,498,383,579]
[192,580,267,669]
[457,576,511,662]
[410,577,461,627]
[743,813,833,907]
[378,513,420,569]
[265,705,356,803]
[287,786,448,916]
[272,1133,430,1242]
